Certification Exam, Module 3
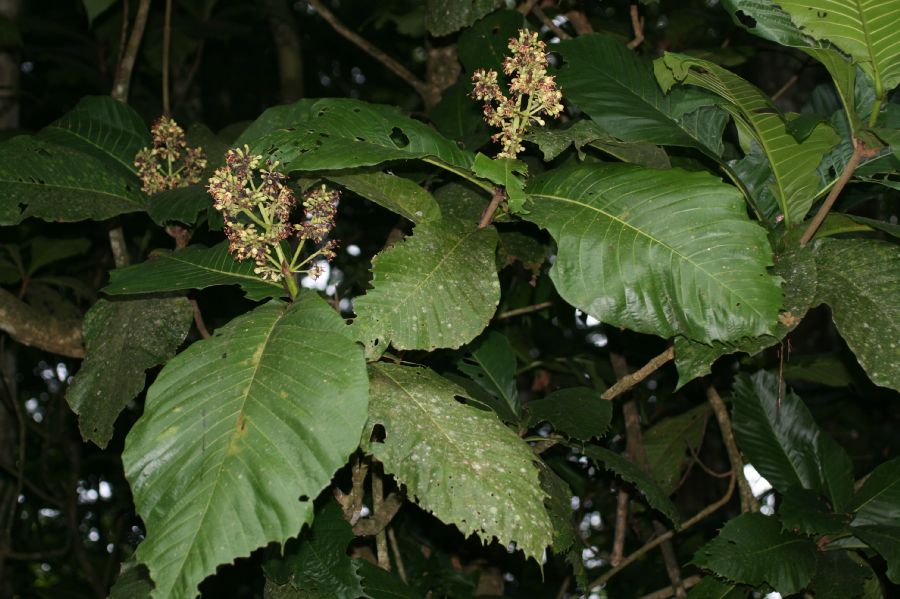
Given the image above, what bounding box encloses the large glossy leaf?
[457,331,519,422]
[852,457,900,527]
[263,502,364,599]
[674,243,817,388]
[655,53,839,226]
[643,403,710,494]
[362,363,554,562]
[123,296,369,599]
[252,99,474,174]
[524,388,612,442]
[779,488,850,535]
[66,297,193,448]
[732,371,854,510]
[813,238,900,392]
[0,136,147,224]
[581,445,680,524]
[233,99,317,147]
[525,163,782,344]
[327,170,440,223]
[557,34,727,159]
[692,512,817,595]
[353,217,500,351]
[425,0,502,37]
[103,242,284,301]
[778,0,900,99]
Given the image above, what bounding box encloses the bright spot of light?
[586,332,608,347]
[347,244,361,256]
[764,593,782,599]
[88,528,100,542]
[743,464,773,498]
[300,261,330,291]
[56,362,68,381]
[99,481,112,499]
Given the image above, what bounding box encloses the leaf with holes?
[813,238,900,392]
[66,297,193,448]
[362,363,554,562]
[103,242,284,301]
[353,217,500,351]
[692,513,817,595]
[525,163,781,344]
[123,295,369,599]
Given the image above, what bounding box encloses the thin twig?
[610,488,629,566]
[496,301,553,320]
[799,138,874,246]
[107,225,130,268]
[554,575,572,599]
[533,6,571,40]
[387,527,407,583]
[372,465,390,571]
[704,381,757,513]
[517,0,540,15]
[590,471,736,588]
[601,347,674,401]
[111,0,151,102]
[564,10,595,35]
[162,0,173,116]
[478,187,505,229]
[116,0,129,71]
[688,445,732,479]
[771,74,799,102]
[306,0,435,106]
[626,4,645,50]
[638,575,703,599]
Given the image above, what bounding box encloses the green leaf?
[582,445,680,524]
[357,560,421,599]
[557,34,727,159]
[457,331,519,422]
[525,163,782,344]
[674,243,816,388]
[427,81,491,151]
[783,353,854,387]
[692,512,817,594]
[0,137,147,225]
[147,185,211,226]
[732,371,855,510]
[643,403,710,494]
[263,503,364,599]
[655,52,839,226]
[537,461,587,588]
[808,549,871,599]
[39,96,151,175]
[425,0,502,37]
[103,242,284,301]
[66,297,193,448]
[353,218,500,351]
[526,120,671,169]
[779,488,850,535]
[327,170,441,224]
[852,457,900,527]
[433,182,491,222]
[109,559,153,599]
[363,363,554,562]
[82,0,119,24]
[234,99,317,147]
[123,296,369,599]
[524,388,612,442]
[457,9,524,75]
[813,238,900,391]
[777,1,900,100]
[253,99,474,174]
[686,577,745,599]
[852,525,900,584]
[27,236,91,275]
[472,153,527,214]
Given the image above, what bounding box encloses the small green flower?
[134,117,207,194]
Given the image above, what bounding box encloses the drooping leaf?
[457,331,519,422]
[122,296,369,599]
[252,99,475,174]
[147,185,211,226]
[357,560,421,599]
[39,95,151,174]
[732,370,855,510]
[472,153,527,214]
[362,363,554,562]
[66,297,193,448]
[425,0,503,37]
[263,502,364,599]
[674,230,817,388]
[813,238,900,392]
[581,445,680,524]
[655,52,839,226]
[327,170,441,223]
[852,525,900,584]
[643,403,710,494]
[353,217,500,351]
[851,457,900,528]
[0,137,147,225]
[525,163,782,344]
[526,119,671,169]
[524,388,612,442]
[103,242,284,301]
[691,512,817,595]
[557,34,727,159]
[808,549,871,599]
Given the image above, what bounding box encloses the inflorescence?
[471,29,564,159]
[135,117,207,194]
[207,146,338,293]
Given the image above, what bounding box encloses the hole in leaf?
[453,395,468,405]
[370,423,386,444]
[221,352,228,359]
[734,10,757,28]
[389,127,410,149]
[298,495,309,502]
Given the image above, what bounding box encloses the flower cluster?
[207,146,338,291]
[134,117,207,194]
[471,29,564,159]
